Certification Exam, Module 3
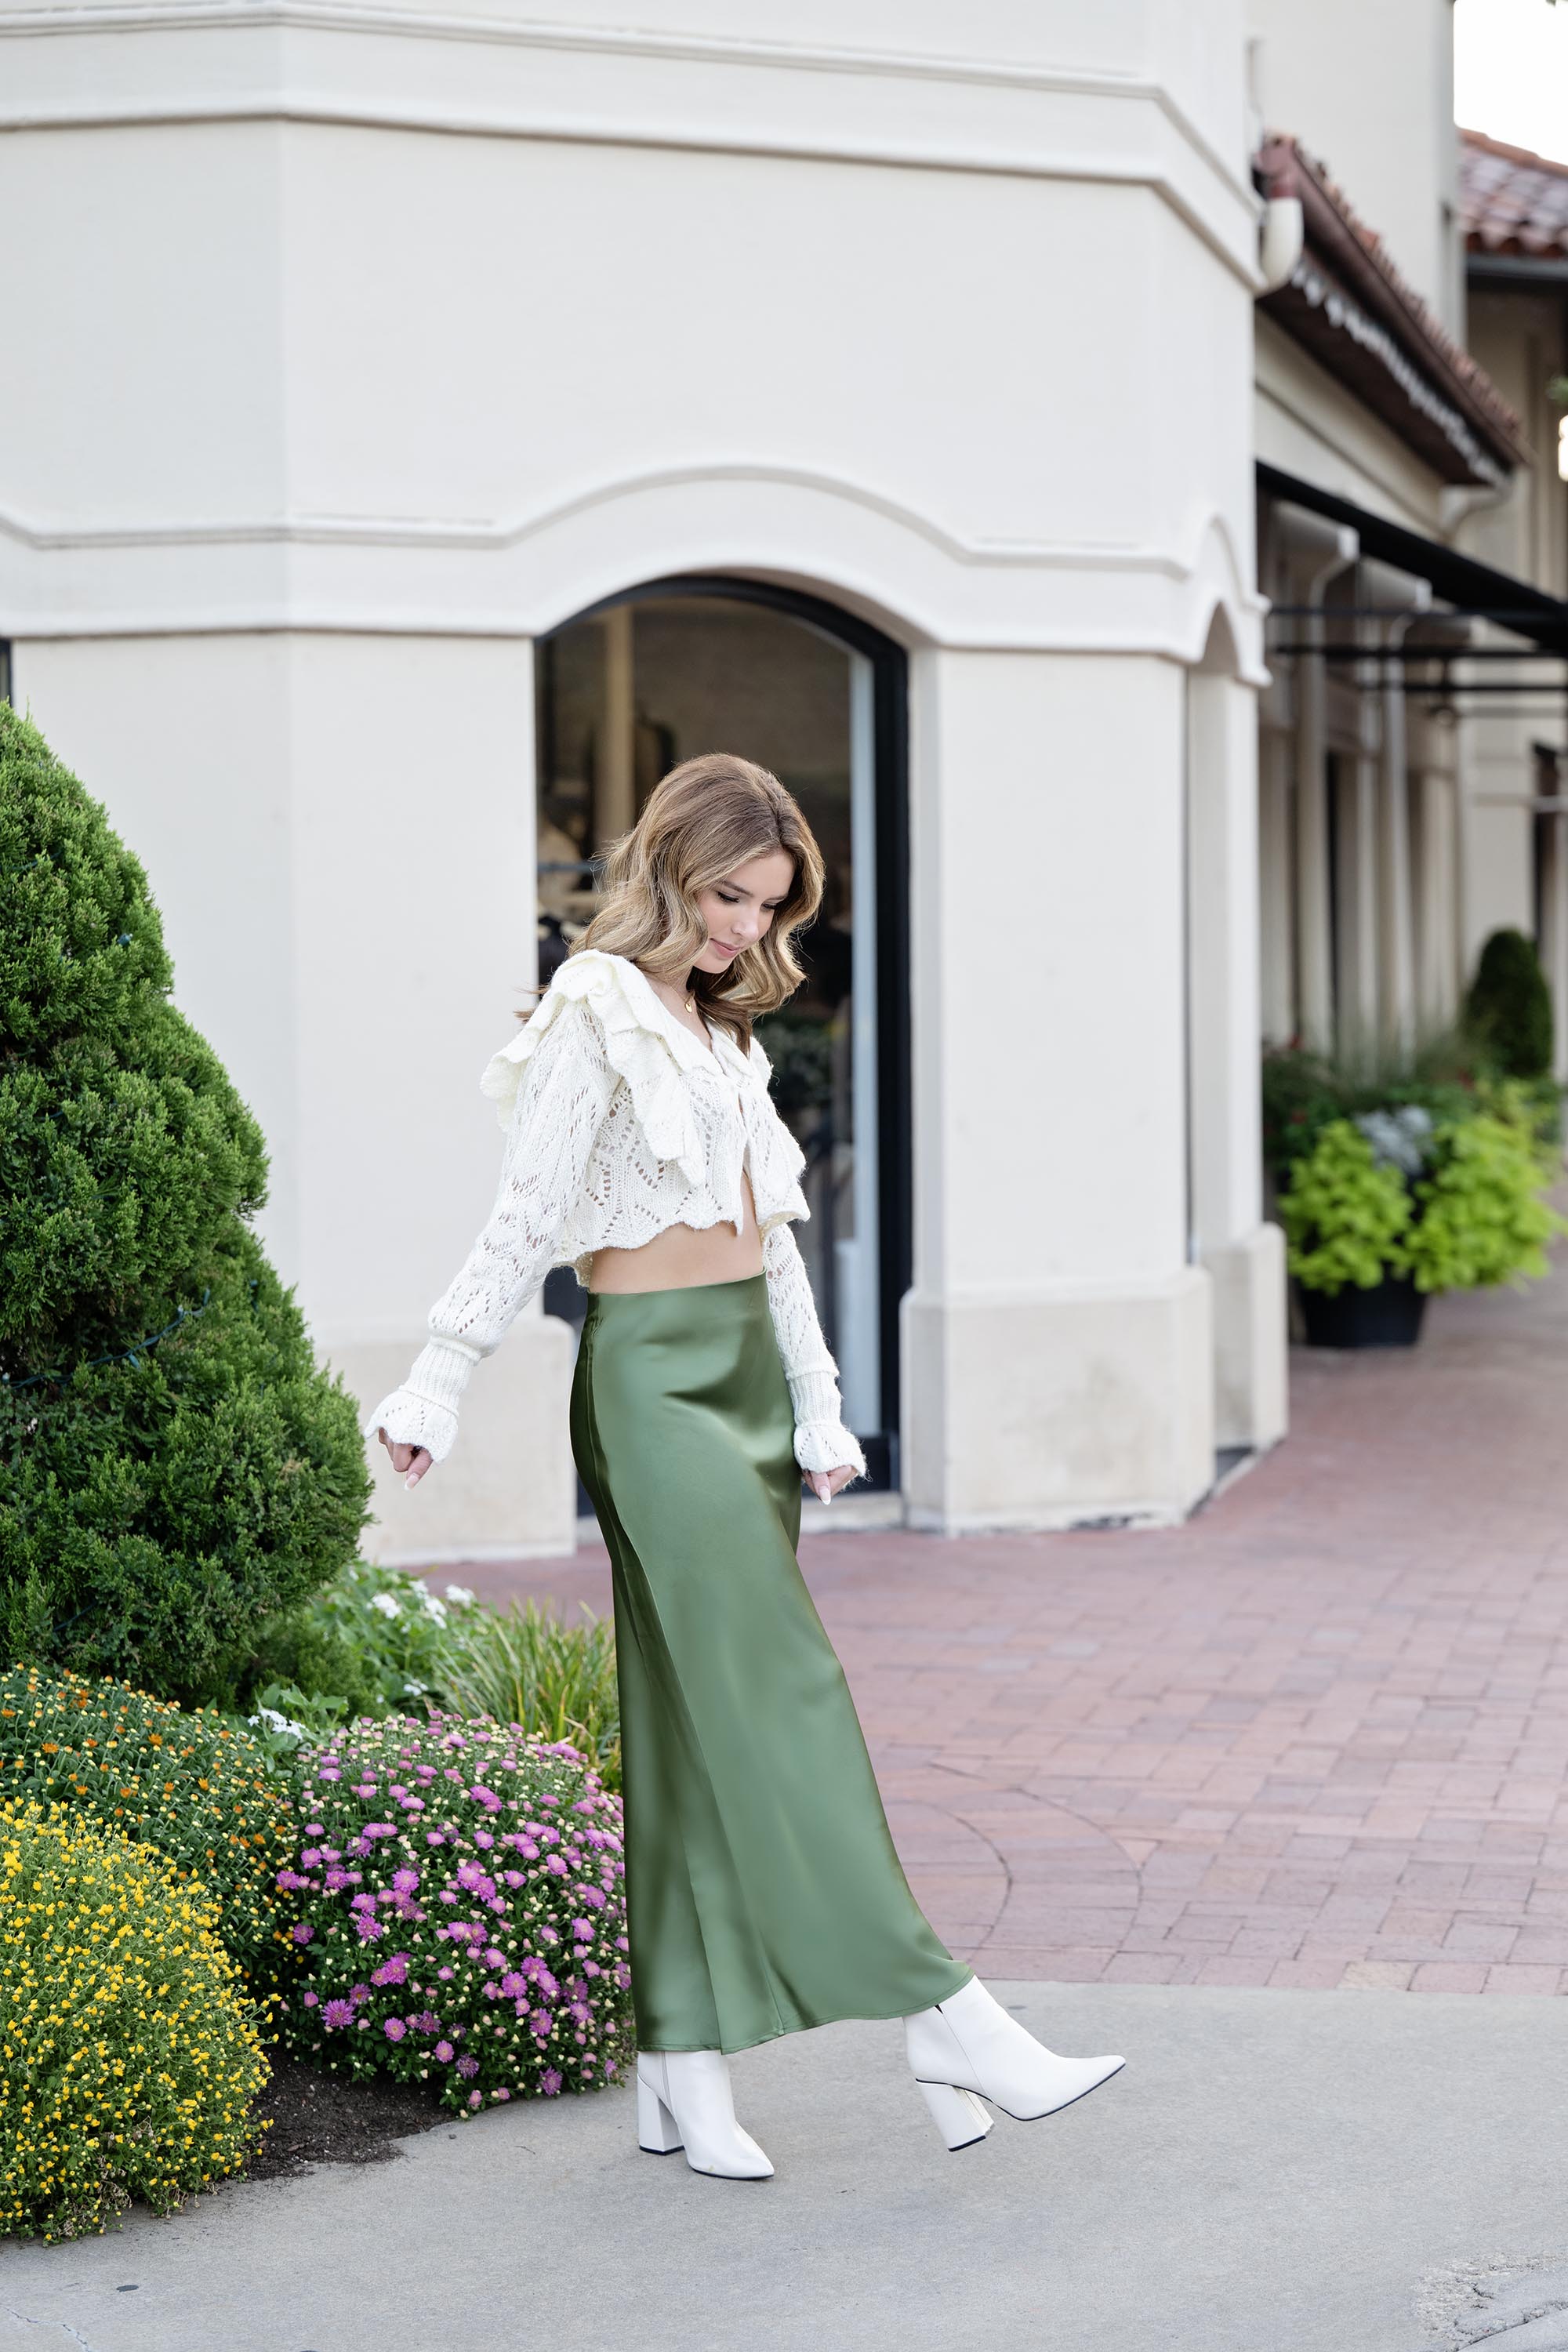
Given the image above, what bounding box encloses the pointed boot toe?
[636,2050,775,2180]
[905,1979,1127,2133]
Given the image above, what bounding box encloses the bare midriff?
[588,1172,764,1294]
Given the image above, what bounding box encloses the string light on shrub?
[2,1289,212,1392]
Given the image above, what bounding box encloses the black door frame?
[536,573,912,1486]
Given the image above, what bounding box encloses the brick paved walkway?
[437,1260,1568,1994]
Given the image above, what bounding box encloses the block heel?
[918,2079,994,2151]
[637,2074,684,2154]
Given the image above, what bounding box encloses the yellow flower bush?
[0,1802,267,2241]
[0,1668,296,1978]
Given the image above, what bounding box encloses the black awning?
[1258,462,1568,658]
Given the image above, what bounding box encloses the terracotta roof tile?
[1460,125,1568,259]
[1258,133,1525,477]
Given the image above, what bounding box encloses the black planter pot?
[1298,1273,1428,1350]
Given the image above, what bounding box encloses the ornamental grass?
[0,1667,298,1980]
[279,1714,633,2114]
[433,1599,622,1791]
[0,1802,267,2241]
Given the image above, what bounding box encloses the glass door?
[534,580,904,1479]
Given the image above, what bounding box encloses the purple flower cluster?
[278,1714,633,2114]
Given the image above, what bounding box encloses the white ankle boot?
[905,1979,1124,2148]
[636,2049,774,2180]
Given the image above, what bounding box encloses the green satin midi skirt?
[570,1272,970,2055]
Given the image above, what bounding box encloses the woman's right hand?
[376,1428,434,1490]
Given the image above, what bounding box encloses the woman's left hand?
[808,1467,857,1506]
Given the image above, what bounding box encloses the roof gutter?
[1258,136,1527,485]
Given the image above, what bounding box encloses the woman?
[368,753,1123,2178]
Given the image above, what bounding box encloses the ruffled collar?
[604,956,723,1073]
[478,949,763,1189]
[567,955,759,1088]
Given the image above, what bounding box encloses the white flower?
[1355,1105,1434,1178]
[444,1584,477,1607]
[419,1590,448,1624]
[248,1705,304,1738]
[369,1592,402,1621]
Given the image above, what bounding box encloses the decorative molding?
[0,5,1261,282]
[0,464,1265,675]
[0,0,1251,198]
[0,459,1192,573]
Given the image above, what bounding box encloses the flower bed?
[247,1560,472,1736]
[0,1667,297,1980]
[277,1713,633,2114]
[0,1802,266,2241]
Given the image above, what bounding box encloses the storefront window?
[535,590,883,1439]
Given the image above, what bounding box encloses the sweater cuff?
[363,1338,481,1465]
[786,1367,866,1480]
[793,1420,869,1482]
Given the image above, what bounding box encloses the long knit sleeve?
[760,1221,867,1482]
[365,1000,617,1463]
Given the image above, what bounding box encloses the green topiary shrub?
[0,1802,267,2241]
[0,1666,298,1980]
[1464,927,1555,1081]
[0,707,369,1707]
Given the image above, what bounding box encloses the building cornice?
[1258,134,1526,488]
[0,3,1263,285]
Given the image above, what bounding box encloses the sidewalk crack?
[9,2312,107,2352]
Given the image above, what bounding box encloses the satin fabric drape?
[571,1274,969,2054]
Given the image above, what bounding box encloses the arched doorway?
[534,576,909,1487]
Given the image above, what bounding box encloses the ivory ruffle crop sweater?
[366,950,866,1479]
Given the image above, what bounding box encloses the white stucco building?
[1246,3,1568,1087]
[3,0,1559,1559]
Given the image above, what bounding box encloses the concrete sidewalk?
[6,1982,1566,2352]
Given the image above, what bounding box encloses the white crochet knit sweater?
[366,951,866,1479]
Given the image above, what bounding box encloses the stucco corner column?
[1187,655,1288,1455]
[347,1316,579,1569]
[902,1269,1214,1531]
[289,630,581,1565]
[901,647,1217,1532]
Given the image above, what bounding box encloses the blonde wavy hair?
[573,753,825,1043]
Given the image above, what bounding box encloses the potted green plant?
[1278,1096,1565,1348]
[1279,1114,1424,1346]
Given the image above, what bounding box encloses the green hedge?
[0,708,368,1707]
[1464,927,1554,1082]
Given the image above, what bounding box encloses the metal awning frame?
[1259,463,1568,658]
